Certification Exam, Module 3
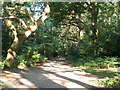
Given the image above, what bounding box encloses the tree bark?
[118,1,120,32]
[5,30,32,68]
[4,3,50,68]
[90,2,99,56]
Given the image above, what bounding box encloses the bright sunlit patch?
[80,31,83,36]
[41,15,48,22]
[25,31,31,37]
[30,25,37,31]
[10,25,15,29]
[42,12,46,16]
[12,73,21,76]
[12,51,17,57]
[65,82,85,88]
[19,78,36,87]
[44,4,50,13]
[14,37,18,43]
[76,14,79,19]
[53,79,63,84]
[104,19,106,22]
[113,13,117,16]
[6,52,14,60]
[3,71,11,74]
[9,16,15,18]
[6,20,12,27]
[80,30,84,39]
[96,29,99,36]
[0,78,8,82]
[118,67,120,72]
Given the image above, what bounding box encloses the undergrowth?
[15,47,48,67]
[1,46,48,69]
[99,76,120,88]
[66,56,120,69]
[0,80,8,89]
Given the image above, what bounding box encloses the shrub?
[0,57,6,69]
[72,56,119,69]
[0,80,8,88]
[99,76,120,88]
[16,47,47,67]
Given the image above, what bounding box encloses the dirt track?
[1,58,101,89]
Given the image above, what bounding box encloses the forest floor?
[0,57,118,89]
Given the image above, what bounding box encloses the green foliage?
[2,21,14,57]
[2,2,120,69]
[81,69,120,88]
[81,69,117,76]
[72,57,119,69]
[0,56,6,69]
[0,60,5,70]
[0,80,8,88]
[16,46,47,67]
[99,76,120,88]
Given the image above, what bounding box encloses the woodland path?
[1,57,103,89]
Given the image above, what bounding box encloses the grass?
[82,69,117,75]
[78,69,119,78]
[71,56,120,69]
[78,69,120,88]
[98,76,120,88]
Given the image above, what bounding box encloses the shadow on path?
[2,68,68,89]
[2,59,99,89]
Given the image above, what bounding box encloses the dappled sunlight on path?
[1,58,100,89]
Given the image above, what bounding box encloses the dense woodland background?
[2,2,120,67]
[1,1,120,87]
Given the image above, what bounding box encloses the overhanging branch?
[44,23,78,43]
[4,6,37,28]
[0,16,28,30]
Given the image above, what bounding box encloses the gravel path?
[1,58,100,89]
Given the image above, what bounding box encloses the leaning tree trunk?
[5,30,32,67]
[4,3,50,68]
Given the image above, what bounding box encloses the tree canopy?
[1,1,120,69]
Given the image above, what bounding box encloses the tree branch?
[0,16,16,19]
[44,23,78,43]
[3,5,38,32]
[4,6,37,26]
[0,16,28,30]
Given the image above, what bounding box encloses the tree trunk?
[90,2,99,56]
[4,3,50,68]
[5,30,31,68]
[118,1,120,32]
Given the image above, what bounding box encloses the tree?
[118,1,120,32]
[49,2,119,57]
[1,2,50,68]
[90,2,99,55]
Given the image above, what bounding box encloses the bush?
[0,57,6,69]
[99,76,120,88]
[97,57,119,68]
[0,80,8,88]
[72,56,119,69]
[16,47,47,67]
